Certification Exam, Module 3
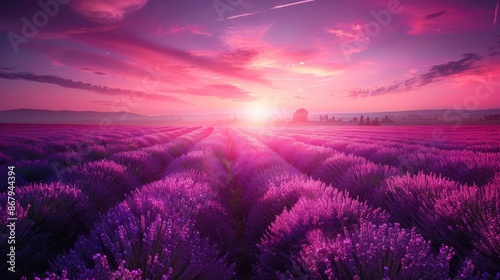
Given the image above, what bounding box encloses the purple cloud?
[348,53,481,97]
[0,71,190,103]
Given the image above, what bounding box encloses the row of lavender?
[0,125,183,162]
[0,125,200,188]
[283,126,500,153]
[0,125,214,278]
[243,127,499,277]
[270,126,500,186]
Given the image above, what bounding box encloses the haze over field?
[1,0,500,119]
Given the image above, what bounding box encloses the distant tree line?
[484,114,500,120]
[319,114,335,122]
[358,115,381,126]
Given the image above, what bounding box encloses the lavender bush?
[336,162,398,201]
[370,172,460,233]
[1,183,91,278]
[254,188,389,278]
[110,150,162,183]
[433,184,500,274]
[246,177,327,263]
[278,222,476,280]
[61,160,140,211]
[50,177,235,279]
[311,153,368,187]
[17,159,55,184]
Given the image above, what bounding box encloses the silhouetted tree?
[359,115,365,126]
[366,117,371,125]
[372,117,380,126]
[381,115,394,123]
[293,108,309,122]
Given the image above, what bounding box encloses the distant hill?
[0,109,233,125]
[0,109,150,124]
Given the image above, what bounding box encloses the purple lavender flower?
[17,159,55,184]
[1,183,91,278]
[371,172,460,232]
[50,178,235,279]
[279,222,475,280]
[110,150,163,183]
[336,162,399,201]
[61,160,140,210]
[312,153,368,187]
[241,164,305,218]
[246,177,327,263]
[254,188,389,277]
[433,184,500,274]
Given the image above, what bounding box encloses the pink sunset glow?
[1,0,500,116]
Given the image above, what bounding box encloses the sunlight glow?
[246,102,273,122]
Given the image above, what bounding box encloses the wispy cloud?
[65,31,270,85]
[403,3,488,35]
[324,27,362,42]
[348,53,482,97]
[167,84,260,102]
[419,53,481,84]
[494,0,500,30]
[226,11,264,20]
[70,0,149,23]
[219,48,260,66]
[223,0,316,20]
[407,9,449,35]
[80,68,106,75]
[324,24,369,56]
[271,0,316,10]
[423,10,446,20]
[157,24,212,36]
[293,95,309,100]
[0,71,190,103]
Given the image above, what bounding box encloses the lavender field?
[1,124,499,279]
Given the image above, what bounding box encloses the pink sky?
[1,0,500,116]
